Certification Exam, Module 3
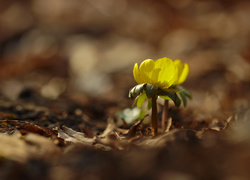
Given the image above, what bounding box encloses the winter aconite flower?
[133,58,189,89]
[130,57,190,107]
[133,58,176,90]
[173,59,189,85]
[129,57,191,135]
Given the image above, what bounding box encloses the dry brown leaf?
[0,120,57,138]
[137,129,200,148]
[25,133,61,158]
[0,131,60,163]
[99,117,116,138]
[95,132,131,150]
[57,126,94,146]
[0,132,29,162]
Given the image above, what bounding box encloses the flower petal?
[133,57,188,90]
[177,63,189,84]
[173,59,189,85]
[139,59,155,72]
[173,60,183,77]
[151,68,161,85]
[133,63,144,84]
[139,59,155,84]
[155,57,177,89]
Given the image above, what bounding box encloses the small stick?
[151,93,158,136]
[161,100,169,133]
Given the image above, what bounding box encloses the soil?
[0,0,250,180]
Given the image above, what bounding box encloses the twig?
[161,100,169,133]
[151,93,158,136]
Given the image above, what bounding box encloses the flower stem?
[161,100,169,133]
[151,93,158,136]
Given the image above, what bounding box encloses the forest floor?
[0,0,250,180]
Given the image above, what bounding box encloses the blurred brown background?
[1,0,250,180]
[0,0,250,128]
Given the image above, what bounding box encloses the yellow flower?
[173,59,189,85]
[133,57,189,90]
[130,57,191,135]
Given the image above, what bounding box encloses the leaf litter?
[1,0,250,179]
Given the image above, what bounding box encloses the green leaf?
[147,98,152,110]
[145,83,158,98]
[129,87,136,98]
[158,89,181,107]
[172,85,192,107]
[135,84,145,95]
[175,85,192,99]
[132,95,139,107]
[129,84,145,99]
[159,95,171,101]
[183,89,192,99]
[179,91,187,107]
[136,92,147,108]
